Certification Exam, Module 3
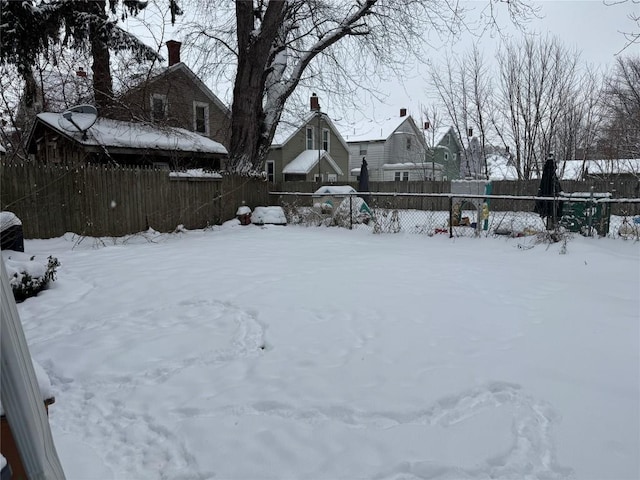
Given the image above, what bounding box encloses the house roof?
[342,116,420,143]
[129,62,230,116]
[343,116,406,143]
[282,149,344,176]
[424,126,452,146]
[272,111,350,152]
[486,155,640,181]
[0,144,6,154]
[382,162,443,171]
[32,112,228,155]
[313,185,356,195]
[560,159,640,179]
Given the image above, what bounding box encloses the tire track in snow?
[43,299,265,479]
[213,382,571,479]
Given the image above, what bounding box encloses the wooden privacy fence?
[1,164,270,239]
[3,164,638,239]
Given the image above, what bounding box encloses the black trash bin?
[0,212,24,252]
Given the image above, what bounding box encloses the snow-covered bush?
[373,209,401,234]
[332,197,372,228]
[2,251,60,302]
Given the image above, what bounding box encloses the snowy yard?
[16,224,640,479]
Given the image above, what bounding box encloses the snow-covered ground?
[15,224,640,479]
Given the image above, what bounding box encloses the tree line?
[1,0,638,180]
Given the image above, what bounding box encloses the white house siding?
[349,142,385,181]
[384,128,427,167]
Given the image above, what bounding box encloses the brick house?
[112,40,231,149]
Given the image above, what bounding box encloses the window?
[402,171,409,181]
[394,171,409,181]
[359,144,367,156]
[444,152,449,162]
[406,137,412,150]
[306,127,314,149]
[193,101,209,135]
[327,173,337,182]
[151,94,167,121]
[314,173,323,182]
[322,128,330,151]
[394,171,401,181]
[266,161,275,183]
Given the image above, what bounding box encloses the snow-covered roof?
[272,111,350,152]
[343,116,413,143]
[382,162,443,171]
[486,154,518,181]
[282,149,344,176]
[314,185,356,195]
[559,159,640,180]
[424,126,454,147]
[487,155,640,181]
[35,112,228,155]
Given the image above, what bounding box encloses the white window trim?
[314,173,323,182]
[151,93,167,121]
[266,160,275,183]
[359,143,368,156]
[322,128,330,152]
[193,101,210,136]
[327,173,337,182]
[306,127,315,150]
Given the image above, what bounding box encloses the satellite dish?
[58,104,98,139]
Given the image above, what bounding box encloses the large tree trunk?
[89,1,114,115]
[228,1,287,173]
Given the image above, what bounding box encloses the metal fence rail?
[270,191,640,240]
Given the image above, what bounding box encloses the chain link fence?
[270,191,640,241]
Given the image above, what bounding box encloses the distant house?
[26,112,227,169]
[486,154,518,180]
[112,40,231,149]
[486,155,640,181]
[426,125,464,181]
[345,110,449,182]
[560,158,640,181]
[267,94,350,183]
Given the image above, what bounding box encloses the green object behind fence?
[560,195,611,236]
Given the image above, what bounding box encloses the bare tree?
[599,55,640,161]
[605,0,640,54]
[555,68,605,179]
[494,35,583,179]
[182,0,537,173]
[429,45,494,178]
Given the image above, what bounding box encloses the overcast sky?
[126,0,638,126]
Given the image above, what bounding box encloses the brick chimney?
[424,121,430,130]
[400,108,407,117]
[76,67,87,78]
[310,93,320,111]
[467,127,473,137]
[166,40,182,66]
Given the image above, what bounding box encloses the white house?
[344,109,437,182]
